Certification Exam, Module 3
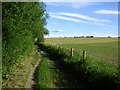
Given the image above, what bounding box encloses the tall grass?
[38,43,120,89]
[34,52,58,88]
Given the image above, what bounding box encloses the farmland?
[45,37,118,65]
[2,2,119,89]
[36,38,119,89]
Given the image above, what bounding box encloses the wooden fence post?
[70,48,73,60]
[83,50,86,60]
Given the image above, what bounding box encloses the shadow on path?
[52,60,88,89]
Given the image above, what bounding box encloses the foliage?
[38,43,70,61]
[2,46,39,88]
[2,2,49,80]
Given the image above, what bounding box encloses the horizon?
[45,35,119,38]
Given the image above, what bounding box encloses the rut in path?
[26,53,41,89]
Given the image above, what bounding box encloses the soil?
[26,53,41,89]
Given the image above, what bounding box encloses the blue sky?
[44,2,119,38]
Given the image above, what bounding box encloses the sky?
[43,1,119,38]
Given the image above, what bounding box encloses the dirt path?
[26,53,41,89]
[2,50,38,88]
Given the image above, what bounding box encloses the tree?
[44,28,49,35]
[2,2,49,79]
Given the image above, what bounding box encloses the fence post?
[70,48,74,61]
[83,50,86,60]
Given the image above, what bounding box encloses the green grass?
[37,43,120,89]
[45,37,118,44]
[34,50,87,88]
[35,37,119,88]
[34,51,75,88]
[34,52,58,88]
[2,46,39,88]
[45,38,118,65]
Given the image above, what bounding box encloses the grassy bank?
[37,43,120,89]
[34,52,59,88]
[2,46,40,88]
[34,51,87,88]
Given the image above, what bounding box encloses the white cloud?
[95,10,119,14]
[49,12,110,26]
[51,15,86,23]
[58,12,110,23]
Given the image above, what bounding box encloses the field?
[37,38,119,89]
[45,38,118,65]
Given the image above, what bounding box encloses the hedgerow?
[2,2,49,80]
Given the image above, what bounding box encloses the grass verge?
[2,46,39,88]
[34,51,88,88]
[34,52,58,88]
[37,43,120,89]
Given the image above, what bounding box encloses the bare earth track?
[26,54,41,89]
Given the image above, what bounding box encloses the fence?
[49,43,87,61]
[70,48,87,61]
[45,43,117,64]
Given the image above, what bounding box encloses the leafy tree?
[2,2,49,79]
[44,28,49,35]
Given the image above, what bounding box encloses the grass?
[34,50,87,88]
[37,43,120,89]
[45,37,118,44]
[45,38,118,65]
[34,52,60,88]
[2,46,40,88]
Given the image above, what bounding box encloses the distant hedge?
[2,2,49,79]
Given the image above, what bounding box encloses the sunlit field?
[45,37,118,65]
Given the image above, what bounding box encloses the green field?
[45,38,118,65]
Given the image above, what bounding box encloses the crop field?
[37,40,119,88]
[45,38,118,65]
